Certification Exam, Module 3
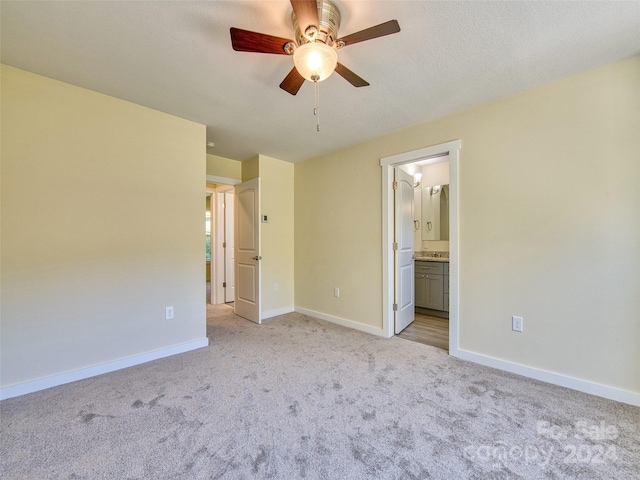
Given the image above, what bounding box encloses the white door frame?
[206,176,241,305]
[380,140,461,356]
[206,188,216,304]
[224,190,235,303]
[213,185,234,305]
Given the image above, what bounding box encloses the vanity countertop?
[415,256,449,263]
[415,251,449,263]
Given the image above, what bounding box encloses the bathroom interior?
[399,155,450,351]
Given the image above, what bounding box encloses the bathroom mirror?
[421,184,449,241]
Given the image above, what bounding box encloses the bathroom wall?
[419,160,450,252]
[406,160,450,252]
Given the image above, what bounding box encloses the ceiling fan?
[230,0,400,96]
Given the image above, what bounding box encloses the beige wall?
[206,154,241,181]
[295,142,383,327]
[241,155,259,182]
[258,156,295,315]
[1,65,207,388]
[295,56,640,394]
[240,155,295,316]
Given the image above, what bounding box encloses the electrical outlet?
[334,287,340,298]
[166,306,174,320]
[512,316,523,332]
[274,283,279,292]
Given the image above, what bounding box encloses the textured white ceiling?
[1,1,639,162]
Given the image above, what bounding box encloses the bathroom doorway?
[380,140,461,356]
[397,156,450,351]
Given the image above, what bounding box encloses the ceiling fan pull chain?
[314,81,320,132]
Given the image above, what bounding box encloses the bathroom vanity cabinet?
[443,262,449,312]
[415,260,449,312]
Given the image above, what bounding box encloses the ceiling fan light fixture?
[293,42,338,82]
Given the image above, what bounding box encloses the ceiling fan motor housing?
[292,0,341,47]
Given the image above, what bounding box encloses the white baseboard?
[294,307,388,338]
[5,321,636,408]
[457,349,640,407]
[0,337,209,401]
[261,306,295,320]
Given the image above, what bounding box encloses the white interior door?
[234,178,261,324]
[394,167,415,334]
[224,191,235,303]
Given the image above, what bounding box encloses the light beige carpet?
[1,304,638,479]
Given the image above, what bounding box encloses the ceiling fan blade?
[336,20,400,47]
[335,63,369,88]
[290,0,319,39]
[280,67,305,95]
[230,27,293,54]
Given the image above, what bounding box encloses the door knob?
[252,256,262,261]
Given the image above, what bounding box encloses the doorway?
[380,140,461,356]
[206,182,238,306]
[206,193,213,303]
[397,157,450,351]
